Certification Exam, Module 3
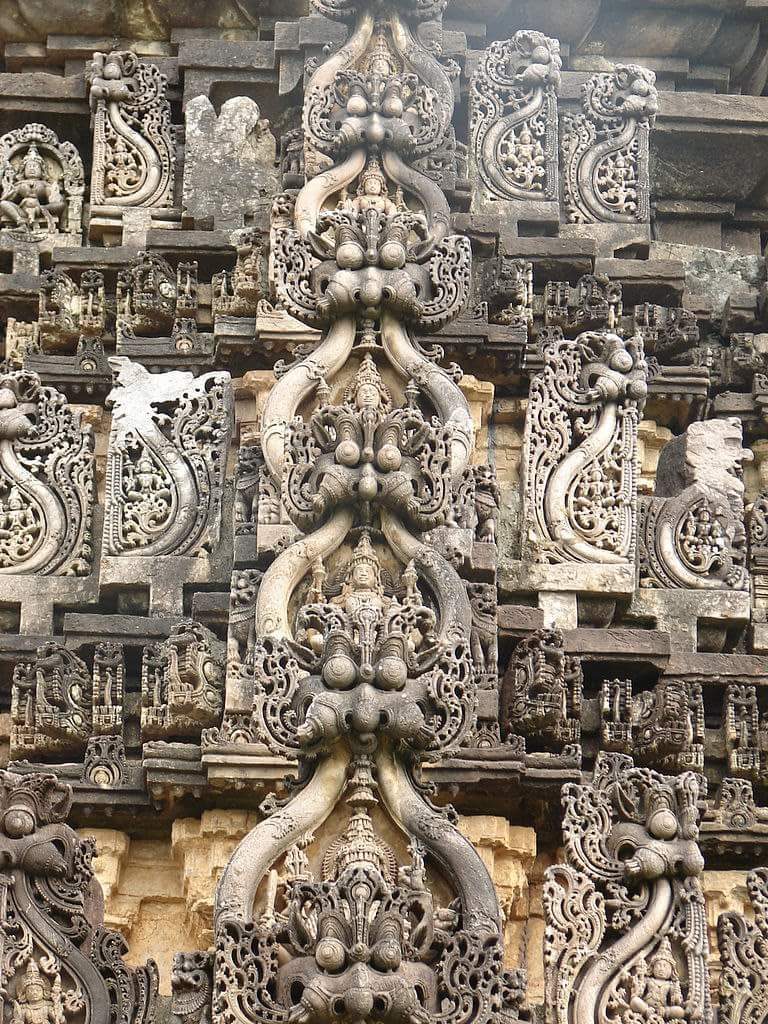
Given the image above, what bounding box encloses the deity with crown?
[10,960,66,1024]
[0,143,65,237]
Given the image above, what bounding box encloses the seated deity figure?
[629,939,687,1024]
[0,143,64,235]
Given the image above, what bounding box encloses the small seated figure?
[629,939,687,1024]
[0,143,64,236]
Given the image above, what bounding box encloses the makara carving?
[104,358,233,557]
[0,370,94,575]
[562,66,659,224]
[639,419,751,589]
[87,51,175,211]
[0,770,158,1024]
[470,32,561,204]
[544,752,709,1024]
[521,329,647,564]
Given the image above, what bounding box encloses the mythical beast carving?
[544,752,710,1024]
[0,770,158,1024]
[521,328,647,565]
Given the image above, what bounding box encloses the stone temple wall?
[0,3,768,1024]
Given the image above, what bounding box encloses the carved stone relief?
[717,867,768,1024]
[470,32,561,207]
[544,752,710,1024]
[87,50,175,213]
[561,66,659,225]
[0,124,84,244]
[0,370,94,575]
[639,419,751,589]
[521,329,647,565]
[104,358,233,557]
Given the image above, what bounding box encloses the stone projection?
[0,0,764,1022]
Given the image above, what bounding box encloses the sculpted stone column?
[182,4,520,1024]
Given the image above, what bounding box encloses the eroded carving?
[104,358,233,557]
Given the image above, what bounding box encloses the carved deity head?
[17,961,46,1004]
[343,353,392,412]
[343,532,384,594]
[19,143,46,182]
[648,938,676,981]
[358,159,388,198]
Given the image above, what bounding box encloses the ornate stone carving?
[601,677,704,771]
[172,951,214,1024]
[723,683,763,780]
[0,770,157,1023]
[83,734,127,787]
[92,641,125,734]
[87,51,174,210]
[470,31,561,204]
[10,643,92,759]
[142,620,226,740]
[39,269,106,348]
[212,231,265,319]
[543,275,622,333]
[116,252,197,339]
[639,419,751,589]
[213,10,517,1024]
[0,370,94,575]
[104,358,233,557]
[215,758,522,1024]
[501,629,582,748]
[561,65,659,224]
[718,868,768,1024]
[544,752,709,1024]
[0,124,84,242]
[632,305,700,364]
[521,329,647,564]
